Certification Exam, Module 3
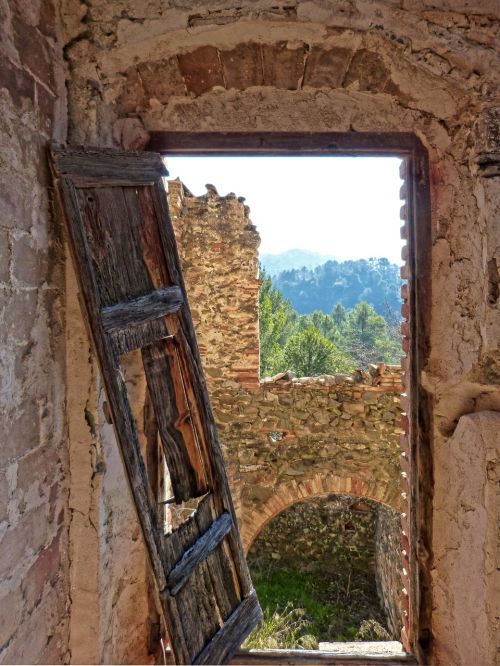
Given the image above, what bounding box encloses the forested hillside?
[259,270,402,378]
[264,258,401,317]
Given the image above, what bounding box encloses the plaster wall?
[61,1,500,663]
[0,0,69,662]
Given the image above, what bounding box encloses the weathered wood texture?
[50,145,262,665]
[168,511,233,595]
[164,648,417,665]
[101,286,184,332]
[230,650,417,665]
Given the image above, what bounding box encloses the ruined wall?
[61,1,500,662]
[0,1,69,662]
[168,181,404,540]
[376,504,404,641]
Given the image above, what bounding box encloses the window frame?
[151,132,432,664]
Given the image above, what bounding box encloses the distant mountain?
[270,257,402,317]
[260,249,337,275]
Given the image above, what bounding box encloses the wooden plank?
[51,146,262,665]
[142,337,209,501]
[148,131,418,155]
[111,317,169,356]
[168,512,233,594]
[51,172,168,591]
[194,591,262,665]
[101,286,184,332]
[163,525,206,664]
[163,649,417,666]
[53,145,167,180]
[230,650,417,665]
[195,494,240,622]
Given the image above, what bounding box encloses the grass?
[244,567,390,649]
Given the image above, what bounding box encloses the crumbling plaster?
[0,0,70,663]
[58,1,500,663]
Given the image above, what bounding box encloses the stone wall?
[60,1,500,663]
[168,180,404,541]
[376,505,404,640]
[0,1,69,663]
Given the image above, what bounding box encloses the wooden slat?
[51,173,168,592]
[101,286,184,332]
[111,317,169,355]
[164,649,416,666]
[163,517,208,663]
[148,131,419,155]
[230,650,417,665]
[53,145,168,181]
[194,592,263,665]
[195,495,240,623]
[142,337,209,501]
[168,512,233,594]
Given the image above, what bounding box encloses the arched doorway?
[245,494,402,649]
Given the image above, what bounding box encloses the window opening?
[162,152,410,656]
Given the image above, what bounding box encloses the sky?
[165,156,404,264]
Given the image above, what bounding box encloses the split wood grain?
[101,286,184,332]
[50,144,261,665]
[168,512,233,595]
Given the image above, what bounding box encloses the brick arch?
[241,472,402,553]
[116,34,459,124]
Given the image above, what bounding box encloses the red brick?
[137,58,186,103]
[343,49,390,92]
[0,288,38,345]
[221,43,263,90]
[0,585,23,647]
[0,469,8,523]
[303,46,353,88]
[16,445,59,510]
[0,230,10,283]
[0,504,49,580]
[262,42,307,90]
[178,47,224,96]
[0,53,35,107]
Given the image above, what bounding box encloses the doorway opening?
[151,132,431,663]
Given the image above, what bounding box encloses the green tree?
[308,310,339,342]
[332,303,347,328]
[283,325,354,377]
[342,301,399,366]
[259,272,297,376]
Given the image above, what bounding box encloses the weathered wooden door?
[50,147,262,665]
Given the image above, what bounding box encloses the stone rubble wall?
[0,1,69,663]
[375,504,404,640]
[168,180,404,538]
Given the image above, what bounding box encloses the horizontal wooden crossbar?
[231,650,417,665]
[168,512,233,595]
[53,145,168,180]
[101,286,184,332]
